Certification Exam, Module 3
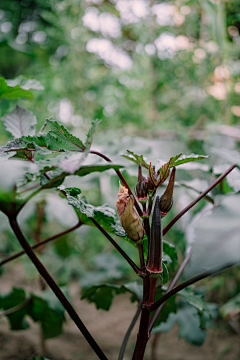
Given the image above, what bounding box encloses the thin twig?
[89,217,142,275]
[0,220,83,267]
[118,301,142,360]
[90,150,143,216]
[9,217,108,360]
[163,164,236,236]
[147,262,234,313]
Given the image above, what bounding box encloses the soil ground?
[0,265,240,360]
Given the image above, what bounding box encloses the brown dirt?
[0,265,240,360]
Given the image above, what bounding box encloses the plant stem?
[90,217,142,275]
[147,262,234,313]
[163,164,236,236]
[0,220,83,267]
[132,276,150,360]
[118,301,142,360]
[8,217,108,360]
[138,243,145,270]
[90,150,143,216]
[148,246,193,332]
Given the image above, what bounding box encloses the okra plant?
[0,78,239,360]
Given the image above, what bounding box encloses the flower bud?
[135,165,148,204]
[147,196,163,275]
[159,167,176,216]
[116,182,145,242]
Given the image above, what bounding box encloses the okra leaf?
[0,76,34,100]
[157,153,209,173]
[178,289,211,323]
[220,293,240,318]
[159,262,169,284]
[85,118,102,149]
[152,286,177,327]
[0,287,67,339]
[0,287,29,330]
[163,241,178,270]
[29,288,66,339]
[122,150,149,169]
[153,305,207,345]
[81,281,142,311]
[1,105,37,138]
[6,75,44,91]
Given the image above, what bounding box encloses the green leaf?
[0,160,35,214]
[171,153,209,167]
[157,153,209,173]
[0,77,34,100]
[41,163,124,190]
[29,288,66,339]
[152,286,177,327]
[220,293,240,318]
[65,185,127,235]
[122,150,149,169]
[81,284,123,310]
[153,305,207,345]
[1,105,37,138]
[6,76,44,91]
[178,289,211,328]
[0,287,29,330]
[85,118,102,149]
[81,281,142,311]
[163,241,178,270]
[159,262,169,284]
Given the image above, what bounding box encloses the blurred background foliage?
[0,0,240,356]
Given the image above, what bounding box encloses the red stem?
[163,164,237,236]
[0,220,83,267]
[8,216,108,360]
[90,217,142,275]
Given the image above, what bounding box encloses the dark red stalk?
[0,220,83,267]
[146,262,234,313]
[8,217,108,360]
[148,246,193,332]
[163,164,237,236]
[89,217,142,275]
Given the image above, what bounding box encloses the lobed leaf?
[0,77,34,100]
[122,150,149,169]
[1,105,37,138]
[81,281,142,311]
[6,75,44,91]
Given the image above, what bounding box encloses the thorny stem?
[0,220,83,267]
[147,262,235,313]
[118,301,143,360]
[90,217,142,275]
[163,164,237,236]
[90,150,143,217]
[8,217,108,360]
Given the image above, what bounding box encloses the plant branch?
[89,217,142,275]
[148,246,193,332]
[0,220,83,267]
[163,164,236,236]
[118,301,142,360]
[146,262,235,313]
[90,150,143,216]
[8,217,108,360]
